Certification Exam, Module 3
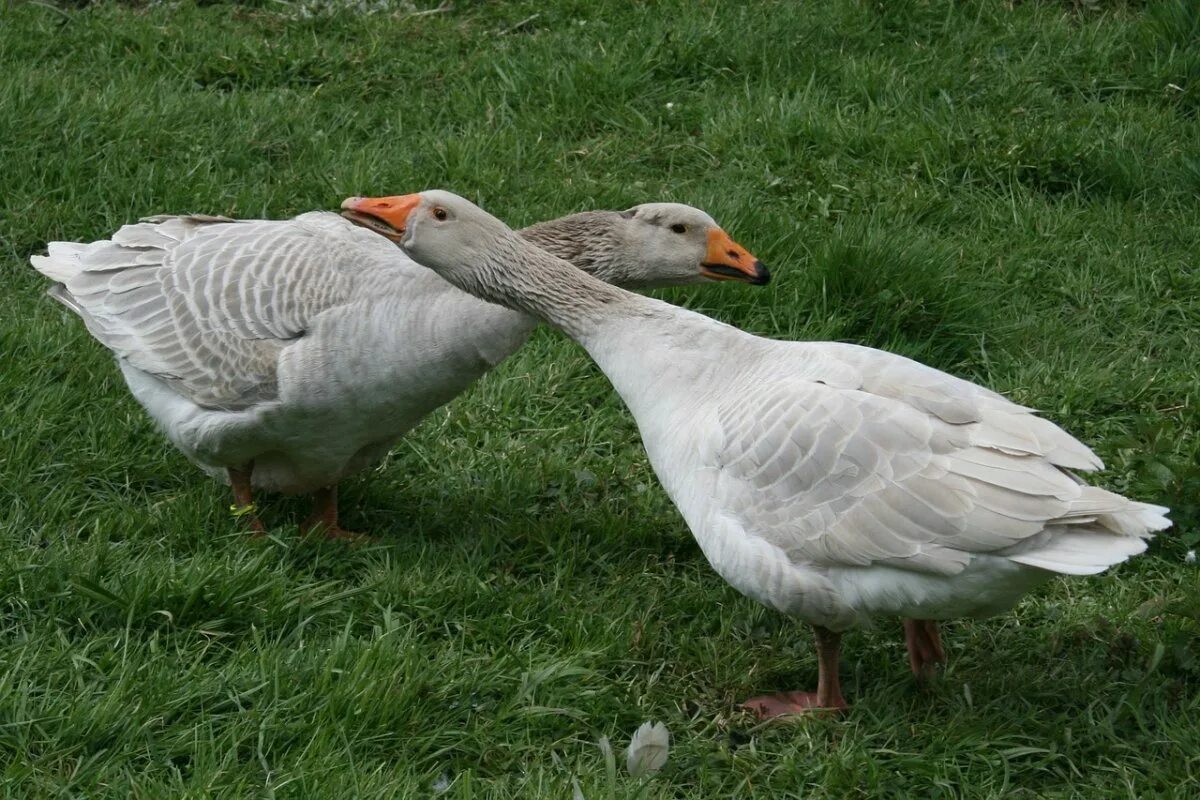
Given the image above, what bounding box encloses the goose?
[361,189,1172,715]
[31,200,768,538]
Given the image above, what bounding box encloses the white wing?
[707,343,1166,577]
[813,342,1102,470]
[32,212,408,409]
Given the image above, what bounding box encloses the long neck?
[454,229,656,341]
[516,211,638,286]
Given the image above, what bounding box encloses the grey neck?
[450,228,652,341]
[517,211,631,285]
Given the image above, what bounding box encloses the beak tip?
[752,261,771,286]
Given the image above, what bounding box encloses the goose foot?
[299,485,371,542]
[903,618,945,682]
[741,625,848,718]
[741,690,846,718]
[302,524,370,543]
[228,463,267,536]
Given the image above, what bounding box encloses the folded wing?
[31,212,405,409]
[709,344,1168,577]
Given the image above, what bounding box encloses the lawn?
[1,0,1198,796]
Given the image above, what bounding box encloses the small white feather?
[625,721,670,777]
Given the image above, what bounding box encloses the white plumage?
[389,189,1171,714]
[31,201,768,536]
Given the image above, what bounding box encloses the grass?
[1,0,1198,796]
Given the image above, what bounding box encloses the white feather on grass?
[625,721,670,777]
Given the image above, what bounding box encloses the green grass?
[2,0,1198,796]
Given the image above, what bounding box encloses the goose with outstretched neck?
[32,198,766,538]
[356,189,1171,715]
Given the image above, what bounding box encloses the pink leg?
[227,463,267,536]
[742,625,849,718]
[903,619,946,682]
[299,485,365,541]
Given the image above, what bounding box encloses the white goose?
[31,200,767,538]
[372,189,1171,715]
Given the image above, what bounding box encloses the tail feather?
[1009,530,1149,575]
[1097,502,1172,538]
[46,283,84,316]
[1009,485,1170,575]
[30,242,87,283]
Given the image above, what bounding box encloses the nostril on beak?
[727,250,741,260]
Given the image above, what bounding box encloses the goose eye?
[670,223,687,234]
[432,207,448,221]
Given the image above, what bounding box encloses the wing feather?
[707,343,1152,577]
[36,212,406,408]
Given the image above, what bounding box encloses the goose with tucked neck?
[380,189,1171,716]
[32,196,767,539]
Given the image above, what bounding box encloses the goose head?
[342,190,516,287]
[341,193,769,289]
[613,202,769,287]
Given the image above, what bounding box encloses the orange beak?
[702,229,770,285]
[340,194,421,242]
